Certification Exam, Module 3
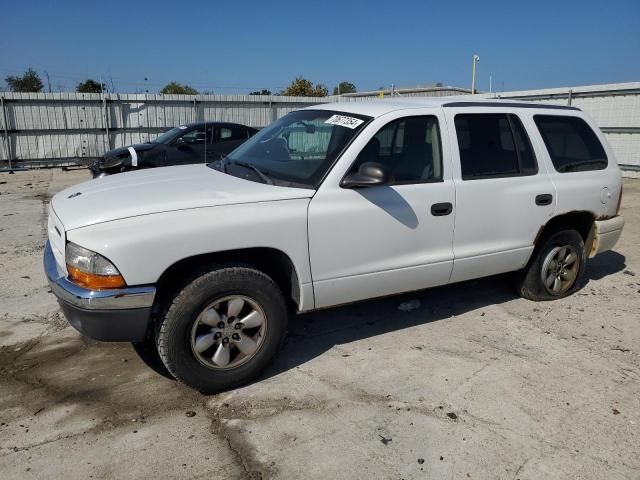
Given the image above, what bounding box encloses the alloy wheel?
[190,295,267,369]
[541,245,579,295]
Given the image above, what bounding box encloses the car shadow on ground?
[262,251,627,381]
[583,250,627,281]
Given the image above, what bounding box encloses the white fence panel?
[1,84,638,169]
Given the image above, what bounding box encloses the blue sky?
[1,0,638,94]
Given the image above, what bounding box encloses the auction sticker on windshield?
[324,114,365,129]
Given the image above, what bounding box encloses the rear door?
[443,108,556,282]
[207,125,251,161]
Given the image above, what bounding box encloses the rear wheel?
[156,266,287,393]
[517,230,586,301]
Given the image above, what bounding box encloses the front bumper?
[89,163,108,178]
[44,241,156,342]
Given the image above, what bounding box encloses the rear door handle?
[431,202,453,216]
[535,194,553,206]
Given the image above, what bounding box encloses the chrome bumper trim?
[44,240,156,310]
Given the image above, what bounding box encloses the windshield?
[150,126,186,144]
[214,110,371,188]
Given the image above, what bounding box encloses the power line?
[0,67,285,93]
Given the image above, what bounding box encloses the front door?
[166,125,207,165]
[308,112,456,308]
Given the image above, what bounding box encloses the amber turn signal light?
[66,265,126,290]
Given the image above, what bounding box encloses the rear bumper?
[588,215,625,258]
[44,241,156,342]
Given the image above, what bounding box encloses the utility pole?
[44,71,52,93]
[471,54,480,94]
[489,75,493,95]
[471,53,480,95]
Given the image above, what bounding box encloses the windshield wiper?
[232,160,274,185]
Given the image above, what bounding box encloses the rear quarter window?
[534,115,607,173]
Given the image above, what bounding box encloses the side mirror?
[341,162,393,188]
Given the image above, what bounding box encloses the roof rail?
[442,101,580,111]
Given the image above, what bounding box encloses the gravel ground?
[0,169,638,480]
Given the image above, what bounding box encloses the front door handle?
[431,202,453,216]
[535,194,553,206]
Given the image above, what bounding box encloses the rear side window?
[218,125,248,141]
[534,115,607,172]
[455,113,538,180]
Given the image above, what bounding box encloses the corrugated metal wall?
[478,83,640,168]
[0,88,467,169]
[1,83,638,169]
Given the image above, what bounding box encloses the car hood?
[52,165,314,231]
[95,143,157,168]
[104,143,157,158]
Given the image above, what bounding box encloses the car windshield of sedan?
[212,110,371,188]
[149,126,186,144]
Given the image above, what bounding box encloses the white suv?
[44,98,624,392]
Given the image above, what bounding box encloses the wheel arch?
[534,210,596,252]
[153,247,303,312]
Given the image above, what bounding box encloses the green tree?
[5,68,43,92]
[280,77,327,97]
[160,82,199,95]
[76,79,106,93]
[332,81,356,95]
[249,89,272,95]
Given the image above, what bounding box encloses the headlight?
[65,242,126,290]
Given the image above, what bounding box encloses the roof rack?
[442,101,579,111]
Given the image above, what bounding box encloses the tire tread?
[156,264,286,392]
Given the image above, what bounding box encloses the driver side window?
[350,116,443,184]
[179,127,206,145]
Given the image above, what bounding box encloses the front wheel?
[156,266,287,393]
[131,337,175,380]
[516,230,586,301]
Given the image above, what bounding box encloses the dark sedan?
[90,122,258,178]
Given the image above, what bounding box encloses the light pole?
[471,54,480,94]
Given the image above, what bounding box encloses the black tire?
[516,229,586,301]
[156,265,287,394]
[131,337,175,380]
